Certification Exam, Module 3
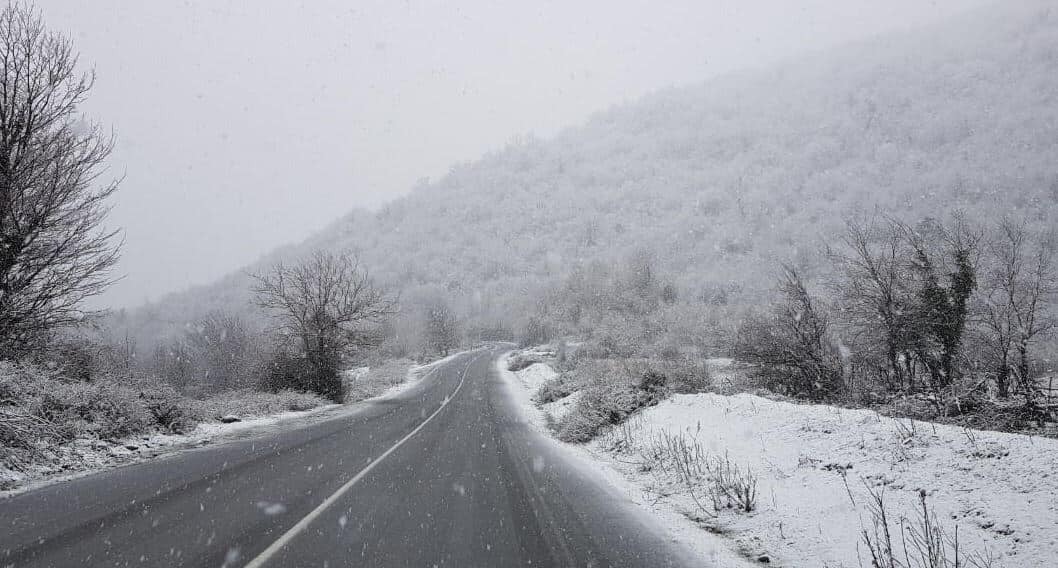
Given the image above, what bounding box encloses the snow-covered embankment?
[500,350,1058,567]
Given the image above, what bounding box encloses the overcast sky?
[39,0,989,309]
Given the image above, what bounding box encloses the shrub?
[258,347,344,402]
[535,374,573,404]
[84,383,153,439]
[507,354,540,373]
[660,359,712,394]
[734,266,846,401]
[196,389,329,419]
[343,358,418,403]
[260,349,314,392]
[35,380,151,440]
[518,317,553,347]
[556,368,670,443]
[0,363,154,442]
[141,386,198,434]
[1,406,59,452]
[639,370,667,393]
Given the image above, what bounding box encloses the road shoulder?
[496,350,755,567]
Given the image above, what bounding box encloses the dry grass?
[636,429,758,517]
[860,486,996,568]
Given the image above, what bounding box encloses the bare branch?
[0,3,121,356]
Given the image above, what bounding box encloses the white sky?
[38,0,991,308]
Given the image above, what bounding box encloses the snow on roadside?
[607,392,1058,566]
[502,351,1058,567]
[2,401,336,497]
[506,359,583,424]
[516,362,557,393]
[544,390,582,423]
[410,350,466,375]
[498,352,755,567]
[375,358,444,398]
[2,361,427,498]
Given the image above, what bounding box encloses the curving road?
[1,347,700,567]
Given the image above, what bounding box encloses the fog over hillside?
[46,0,993,309]
[120,0,1058,353]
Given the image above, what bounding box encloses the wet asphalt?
[1,348,700,567]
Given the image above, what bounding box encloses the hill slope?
[124,0,1058,349]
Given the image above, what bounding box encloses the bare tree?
[829,216,980,393]
[423,300,459,357]
[827,217,916,390]
[152,339,195,388]
[184,311,255,390]
[251,250,395,401]
[734,265,845,401]
[981,219,1056,400]
[0,4,120,356]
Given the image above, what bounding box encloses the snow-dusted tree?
[735,265,845,401]
[980,219,1056,399]
[184,311,255,390]
[152,339,195,388]
[251,250,395,401]
[829,216,980,393]
[518,315,552,348]
[0,4,120,356]
[827,217,917,390]
[901,216,980,391]
[424,300,459,356]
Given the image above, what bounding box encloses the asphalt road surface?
[1,347,700,567]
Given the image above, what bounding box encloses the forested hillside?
[123,0,1057,356]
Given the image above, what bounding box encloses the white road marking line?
[243,352,482,568]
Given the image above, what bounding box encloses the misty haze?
[1,1,1057,567]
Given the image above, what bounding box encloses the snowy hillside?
[123,0,1058,348]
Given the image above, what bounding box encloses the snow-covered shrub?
[517,316,553,348]
[507,353,541,373]
[654,358,712,394]
[734,266,846,401]
[0,361,153,446]
[35,379,152,440]
[0,406,54,452]
[556,363,669,443]
[535,374,573,404]
[275,391,327,412]
[260,349,315,392]
[141,386,198,434]
[195,389,328,419]
[343,358,416,402]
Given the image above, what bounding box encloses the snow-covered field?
[502,351,1058,567]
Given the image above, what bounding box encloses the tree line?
[735,214,1055,408]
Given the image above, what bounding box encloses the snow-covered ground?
[2,361,425,497]
[498,352,755,567]
[501,350,1058,567]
